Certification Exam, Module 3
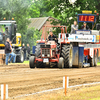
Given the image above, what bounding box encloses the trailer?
[29,10,100,68]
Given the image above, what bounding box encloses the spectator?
[81,22,90,30]
[27,44,30,55]
[8,41,16,63]
[27,44,30,60]
[5,38,11,65]
[22,43,26,60]
[71,21,78,34]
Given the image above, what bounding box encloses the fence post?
[65,76,67,95]
[63,76,69,95]
[1,84,8,100]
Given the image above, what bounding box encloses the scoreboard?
[78,14,96,23]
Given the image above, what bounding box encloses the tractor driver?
[48,28,57,42]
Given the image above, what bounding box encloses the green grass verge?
[49,85,100,100]
[97,62,100,65]
[23,61,29,64]
[23,61,100,65]
[89,98,100,100]
[20,85,100,100]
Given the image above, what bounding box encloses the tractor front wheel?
[58,57,64,69]
[16,50,24,63]
[35,44,44,68]
[29,56,35,68]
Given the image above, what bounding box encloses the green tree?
[29,0,54,18]
[22,28,42,50]
[42,0,100,32]
[0,0,32,34]
[29,1,40,18]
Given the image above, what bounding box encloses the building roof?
[28,17,58,30]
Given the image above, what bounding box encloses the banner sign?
[68,34,96,42]
[75,30,91,35]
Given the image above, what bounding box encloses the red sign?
[79,15,95,22]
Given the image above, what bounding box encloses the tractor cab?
[0,19,21,47]
[0,20,17,44]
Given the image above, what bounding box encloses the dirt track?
[0,64,100,99]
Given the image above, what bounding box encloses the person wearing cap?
[81,22,90,30]
[71,21,78,34]
[48,28,57,42]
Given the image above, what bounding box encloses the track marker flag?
[63,76,69,95]
[1,84,8,100]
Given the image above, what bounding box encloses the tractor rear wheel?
[61,44,73,68]
[29,56,35,68]
[58,57,64,69]
[35,44,45,68]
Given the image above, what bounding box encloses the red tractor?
[29,26,73,68]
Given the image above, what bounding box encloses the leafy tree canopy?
[0,0,32,34]
[42,0,100,32]
[29,0,54,17]
[22,28,42,48]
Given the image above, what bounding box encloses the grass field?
[17,85,100,100]
[97,62,100,65]
[56,85,100,100]
[18,85,100,100]
[23,61,29,64]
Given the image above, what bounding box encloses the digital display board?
[78,15,95,22]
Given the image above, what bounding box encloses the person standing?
[5,38,11,65]
[27,44,30,60]
[71,21,78,34]
[22,43,26,60]
[8,41,16,63]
